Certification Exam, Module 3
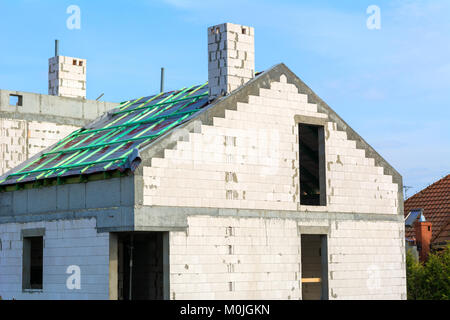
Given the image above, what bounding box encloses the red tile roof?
[434,222,450,245]
[404,174,450,245]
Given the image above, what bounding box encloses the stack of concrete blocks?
[208,23,255,99]
[49,56,87,99]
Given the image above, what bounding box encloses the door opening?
[115,232,168,300]
[301,234,328,300]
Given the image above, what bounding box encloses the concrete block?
[12,190,28,214]
[27,187,57,214]
[68,183,86,209]
[0,192,13,216]
[86,179,121,208]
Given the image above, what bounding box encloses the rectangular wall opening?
[9,94,23,107]
[298,123,326,206]
[301,234,328,300]
[115,232,169,300]
[22,236,43,290]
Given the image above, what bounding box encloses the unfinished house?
[0,23,406,300]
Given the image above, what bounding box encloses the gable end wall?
[139,66,400,215]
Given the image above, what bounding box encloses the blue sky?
[0,0,449,197]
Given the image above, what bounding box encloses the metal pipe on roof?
[55,39,59,57]
[160,67,165,93]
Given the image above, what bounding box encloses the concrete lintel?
[298,226,330,235]
[295,115,327,126]
[134,206,188,230]
[21,227,46,238]
[134,226,186,232]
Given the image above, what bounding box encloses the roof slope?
[0,83,209,187]
[404,174,450,244]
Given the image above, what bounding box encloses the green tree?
[406,244,450,300]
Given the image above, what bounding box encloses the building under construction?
[0,23,406,300]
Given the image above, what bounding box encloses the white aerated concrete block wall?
[27,121,78,158]
[0,218,110,300]
[0,118,78,175]
[49,56,87,99]
[170,216,301,300]
[169,216,406,300]
[0,119,26,175]
[143,74,399,215]
[328,220,406,300]
[208,23,255,99]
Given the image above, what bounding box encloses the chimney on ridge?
[48,39,87,99]
[208,23,255,100]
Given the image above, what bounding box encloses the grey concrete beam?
[132,205,403,227]
[0,206,135,232]
[0,89,118,126]
[0,176,135,232]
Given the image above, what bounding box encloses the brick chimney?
[49,40,87,99]
[414,214,432,262]
[208,23,255,100]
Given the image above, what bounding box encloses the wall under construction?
[0,89,117,175]
[0,218,109,300]
[138,71,406,299]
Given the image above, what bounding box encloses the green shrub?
[406,244,450,300]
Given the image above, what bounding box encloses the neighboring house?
[404,174,450,261]
[0,23,406,300]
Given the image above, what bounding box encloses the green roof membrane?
[0,83,209,187]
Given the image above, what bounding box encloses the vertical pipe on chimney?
[160,67,165,93]
[55,39,59,57]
